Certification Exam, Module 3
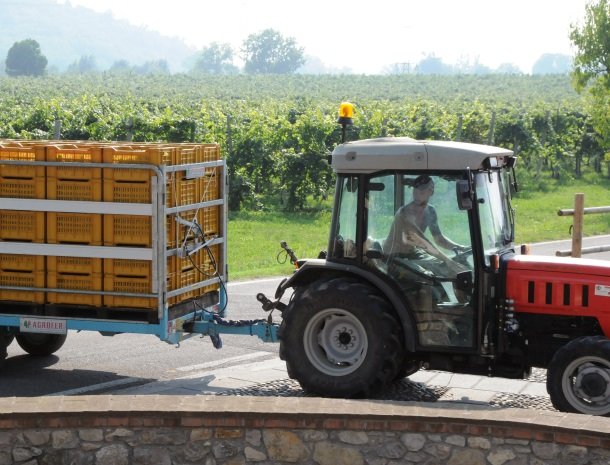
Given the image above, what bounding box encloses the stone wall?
[0,396,608,465]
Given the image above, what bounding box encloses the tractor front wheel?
[547,336,610,416]
[279,277,404,398]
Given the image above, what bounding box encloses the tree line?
[3,29,305,77]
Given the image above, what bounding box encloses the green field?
[228,178,610,280]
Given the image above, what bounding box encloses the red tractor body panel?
[505,255,610,337]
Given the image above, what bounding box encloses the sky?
[60,0,590,74]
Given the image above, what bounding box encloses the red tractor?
[273,134,610,416]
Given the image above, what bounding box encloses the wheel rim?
[561,355,610,415]
[303,308,368,376]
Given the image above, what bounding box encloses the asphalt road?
[2,235,609,397]
[1,277,283,397]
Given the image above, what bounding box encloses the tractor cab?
[325,137,517,352]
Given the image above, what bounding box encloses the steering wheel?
[452,246,473,267]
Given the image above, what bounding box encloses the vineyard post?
[126,117,134,142]
[226,115,233,157]
[455,115,463,141]
[487,111,496,145]
[53,119,61,140]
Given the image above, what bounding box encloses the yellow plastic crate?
[46,272,102,306]
[0,175,46,199]
[46,145,102,180]
[47,256,102,275]
[103,215,151,247]
[102,146,173,183]
[170,206,221,250]
[103,275,157,309]
[0,269,45,303]
[47,213,102,245]
[103,257,173,309]
[0,144,45,180]
[46,254,102,306]
[170,244,221,305]
[47,177,103,201]
[103,178,152,203]
[0,210,45,242]
[0,253,44,272]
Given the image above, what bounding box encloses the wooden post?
[572,193,584,258]
[455,115,463,142]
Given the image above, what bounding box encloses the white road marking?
[227,277,284,287]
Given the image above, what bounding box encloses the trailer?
[0,140,277,368]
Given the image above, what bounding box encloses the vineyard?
[0,74,604,212]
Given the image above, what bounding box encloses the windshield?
[475,171,514,265]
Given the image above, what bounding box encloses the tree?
[415,55,452,75]
[134,60,170,75]
[570,0,610,149]
[66,55,97,74]
[241,29,305,74]
[531,53,572,75]
[191,42,238,74]
[5,39,47,76]
[570,0,610,90]
[109,60,132,74]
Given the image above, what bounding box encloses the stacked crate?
[46,145,104,306]
[0,143,46,303]
[0,140,223,312]
[102,145,174,309]
[168,144,221,305]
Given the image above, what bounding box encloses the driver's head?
[412,175,434,204]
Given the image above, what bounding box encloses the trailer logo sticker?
[594,285,610,297]
[20,318,67,335]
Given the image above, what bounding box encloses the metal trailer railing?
[0,158,230,344]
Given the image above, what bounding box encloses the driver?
[383,175,468,277]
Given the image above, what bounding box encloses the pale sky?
[61,0,589,73]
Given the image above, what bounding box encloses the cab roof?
[331,137,515,173]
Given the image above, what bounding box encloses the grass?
[228,176,610,280]
[227,210,331,280]
[513,175,610,243]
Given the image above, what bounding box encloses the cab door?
[365,173,476,348]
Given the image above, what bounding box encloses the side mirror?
[456,180,473,210]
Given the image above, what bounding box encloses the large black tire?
[16,333,67,356]
[0,335,8,370]
[547,336,610,416]
[279,277,405,398]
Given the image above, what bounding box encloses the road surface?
[2,235,609,397]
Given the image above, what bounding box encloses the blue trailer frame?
[0,154,278,352]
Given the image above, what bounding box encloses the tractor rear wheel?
[16,333,67,356]
[279,277,404,398]
[547,336,610,416]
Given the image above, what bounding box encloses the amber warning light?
[337,102,354,143]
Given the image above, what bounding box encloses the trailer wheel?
[16,333,67,356]
[547,336,610,416]
[279,277,404,397]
